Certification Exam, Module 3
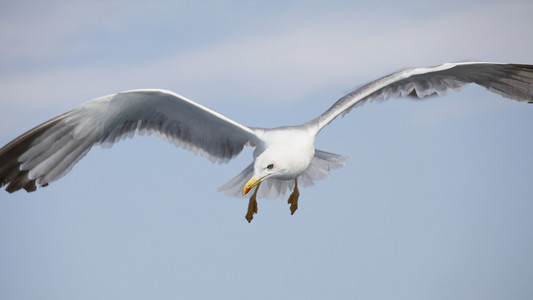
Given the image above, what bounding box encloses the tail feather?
[217,149,349,199]
[217,163,253,198]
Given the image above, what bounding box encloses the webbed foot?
[245,195,258,223]
[287,179,299,215]
[245,183,260,223]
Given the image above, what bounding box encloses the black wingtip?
[1,114,66,193]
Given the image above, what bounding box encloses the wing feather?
[311,62,533,131]
[0,89,258,192]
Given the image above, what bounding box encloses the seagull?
[1,62,532,222]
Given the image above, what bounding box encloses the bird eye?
[267,164,274,169]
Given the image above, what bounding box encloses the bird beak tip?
[242,175,259,195]
[242,187,251,195]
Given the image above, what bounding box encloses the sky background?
[1,0,532,299]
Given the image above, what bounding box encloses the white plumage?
[1,62,532,221]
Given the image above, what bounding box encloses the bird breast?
[256,126,316,180]
[279,142,315,180]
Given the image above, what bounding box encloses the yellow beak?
[242,175,262,195]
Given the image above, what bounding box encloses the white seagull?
[1,62,532,222]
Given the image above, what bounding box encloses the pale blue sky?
[1,1,532,299]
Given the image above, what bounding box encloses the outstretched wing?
[0,89,259,193]
[311,62,533,131]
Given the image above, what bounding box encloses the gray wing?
[311,62,533,131]
[0,89,259,193]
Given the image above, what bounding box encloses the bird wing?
[310,62,533,131]
[0,89,259,192]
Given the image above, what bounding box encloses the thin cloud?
[0,0,531,126]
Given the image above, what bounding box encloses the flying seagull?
[1,62,532,222]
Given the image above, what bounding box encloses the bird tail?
[297,149,349,188]
[217,162,253,198]
[217,149,349,199]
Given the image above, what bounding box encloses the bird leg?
[245,183,261,223]
[287,178,299,215]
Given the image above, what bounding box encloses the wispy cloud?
[0,0,531,129]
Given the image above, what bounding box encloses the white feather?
[312,62,533,131]
[218,149,348,199]
[15,89,259,186]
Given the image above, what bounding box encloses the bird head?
[242,150,284,195]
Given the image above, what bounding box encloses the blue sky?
[1,0,532,299]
